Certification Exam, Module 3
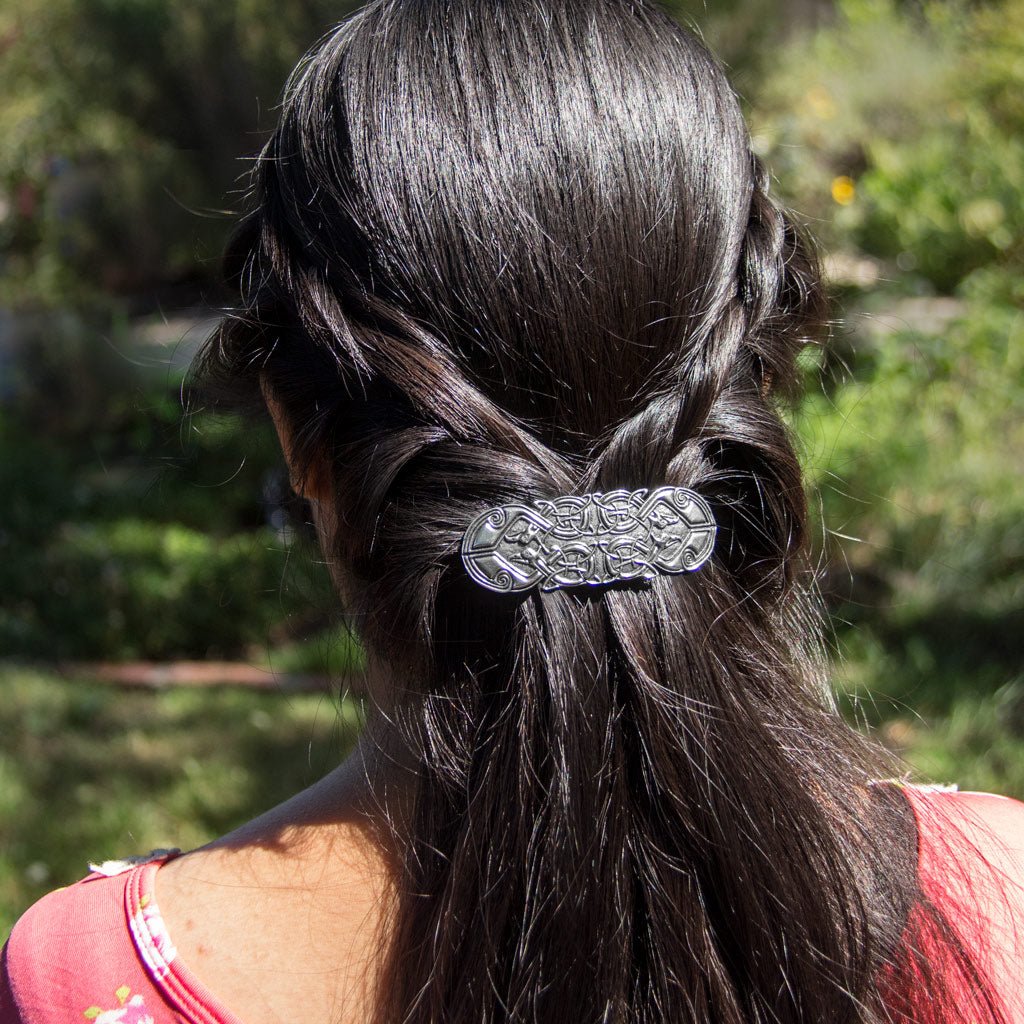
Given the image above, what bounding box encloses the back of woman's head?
[192,2,1000,1022]
[209,0,820,669]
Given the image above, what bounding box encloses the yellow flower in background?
[831,176,856,206]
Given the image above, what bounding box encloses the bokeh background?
[2,0,1022,934]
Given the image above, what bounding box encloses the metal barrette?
[460,486,716,594]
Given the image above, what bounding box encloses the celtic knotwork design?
[461,487,716,593]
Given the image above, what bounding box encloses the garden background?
[1,0,1022,935]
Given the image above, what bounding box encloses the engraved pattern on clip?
[461,487,716,594]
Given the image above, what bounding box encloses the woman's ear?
[261,377,332,504]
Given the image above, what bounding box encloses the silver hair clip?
[461,487,716,594]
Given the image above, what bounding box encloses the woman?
[3,1,1023,1022]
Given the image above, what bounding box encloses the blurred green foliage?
[8,518,304,658]
[755,0,1024,292]
[0,0,364,301]
[0,309,349,660]
[751,0,1024,749]
[797,281,1024,712]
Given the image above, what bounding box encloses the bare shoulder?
[154,797,393,1024]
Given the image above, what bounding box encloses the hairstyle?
[190,2,1005,1021]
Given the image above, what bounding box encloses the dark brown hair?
[190,2,1004,1021]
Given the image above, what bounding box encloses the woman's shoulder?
[149,819,391,1024]
[1,852,181,1024]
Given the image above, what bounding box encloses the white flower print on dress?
[84,986,155,1024]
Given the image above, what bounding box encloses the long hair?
[190,2,1005,1021]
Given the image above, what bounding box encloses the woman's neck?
[153,714,409,1024]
